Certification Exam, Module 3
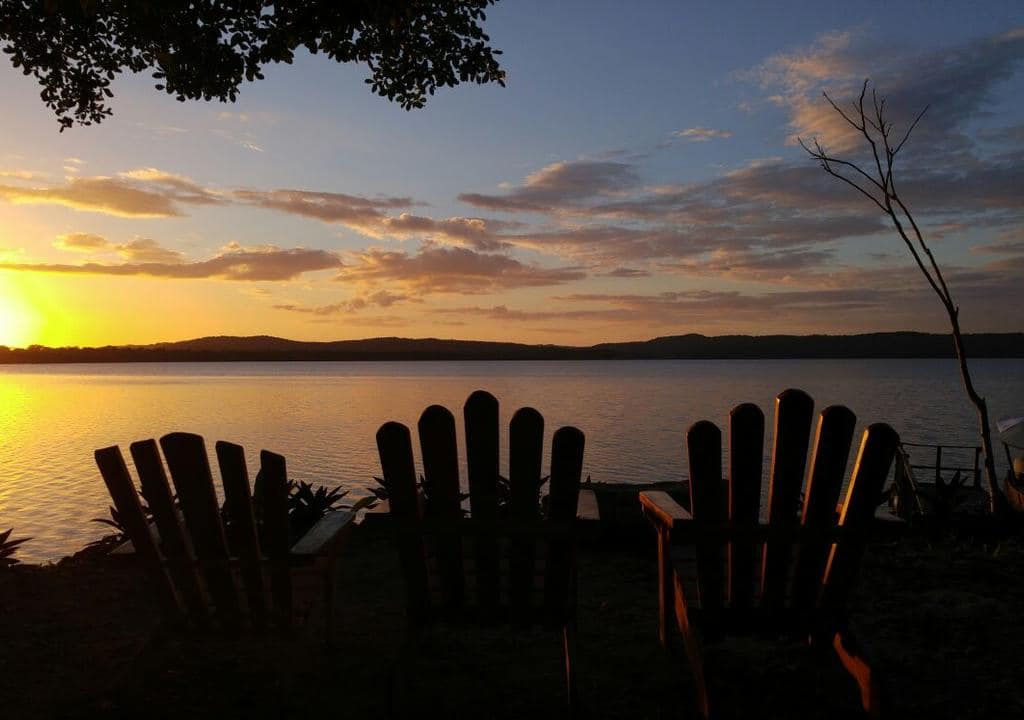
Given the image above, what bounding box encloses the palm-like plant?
[0,528,31,568]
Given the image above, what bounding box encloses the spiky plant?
[0,528,31,568]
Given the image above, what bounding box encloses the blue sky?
[0,0,1022,346]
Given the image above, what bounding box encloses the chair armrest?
[360,498,390,525]
[639,490,691,530]
[577,488,600,521]
[291,510,355,558]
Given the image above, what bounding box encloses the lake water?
[1,358,1022,563]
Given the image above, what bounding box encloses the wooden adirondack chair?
[639,389,899,719]
[95,432,355,637]
[375,390,599,717]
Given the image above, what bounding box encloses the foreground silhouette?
[95,434,354,636]
[0,1,505,130]
[641,389,898,718]
[376,390,599,717]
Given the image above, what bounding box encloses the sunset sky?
[1,1,1022,348]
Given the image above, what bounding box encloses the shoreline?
[2,331,1022,364]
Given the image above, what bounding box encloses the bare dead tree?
[800,78,1003,514]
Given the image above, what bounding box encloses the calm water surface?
[2,359,1022,563]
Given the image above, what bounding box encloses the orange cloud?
[234,188,413,225]
[338,245,586,294]
[0,246,340,281]
[273,290,413,316]
[54,232,110,252]
[52,233,185,263]
[0,169,225,217]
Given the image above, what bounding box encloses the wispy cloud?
[273,290,413,316]
[673,127,733,142]
[53,232,110,252]
[0,170,44,180]
[115,238,185,263]
[338,245,586,294]
[234,188,413,225]
[0,169,224,217]
[1,245,340,281]
[53,233,184,262]
[458,160,639,213]
[756,26,1024,153]
[602,267,651,278]
[367,213,520,251]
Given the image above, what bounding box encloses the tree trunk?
[947,310,1002,514]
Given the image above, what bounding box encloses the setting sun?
[0,277,39,347]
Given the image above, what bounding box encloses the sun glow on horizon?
[0,276,41,348]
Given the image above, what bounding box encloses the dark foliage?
[286,479,350,540]
[90,473,366,553]
[0,527,31,567]
[914,470,978,523]
[373,471,547,517]
[87,504,132,548]
[0,0,505,130]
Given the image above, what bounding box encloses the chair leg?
[657,528,673,648]
[563,619,579,719]
[388,626,417,719]
[674,574,710,719]
[323,561,337,648]
[832,623,882,718]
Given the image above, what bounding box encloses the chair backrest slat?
[95,446,181,620]
[791,406,856,611]
[544,426,585,615]
[687,420,725,611]
[760,389,814,607]
[376,421,430,620]
[418,405,466,610]
[381,397,585,624]
[216,441,268,629]
[821,423,899,610]
[129,439,207,623]
[159,432,241,633]
[680,393,897,633]
[464,390,501,610]
[509,406,544,612]
[728,403,764,609]
[259,450,292,628]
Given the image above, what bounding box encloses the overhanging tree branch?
[0,0,506,130]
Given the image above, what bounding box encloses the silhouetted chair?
[375,390,599,717]
[95,432,355,638]
[639,389,899,718]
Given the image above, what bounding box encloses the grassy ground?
[2,522,1023,719]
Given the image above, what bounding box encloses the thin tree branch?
[806,78,1003,514]
[798,138,888,199]
[894,105,929,154]
[823,87,865,132]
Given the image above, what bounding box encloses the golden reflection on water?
[1,359,1022,563]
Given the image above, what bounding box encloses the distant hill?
[590,332,1024,359]
[1,332,1021,363]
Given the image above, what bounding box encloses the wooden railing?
[898,441,982,487]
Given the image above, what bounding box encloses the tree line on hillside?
[1,333,1021,363]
